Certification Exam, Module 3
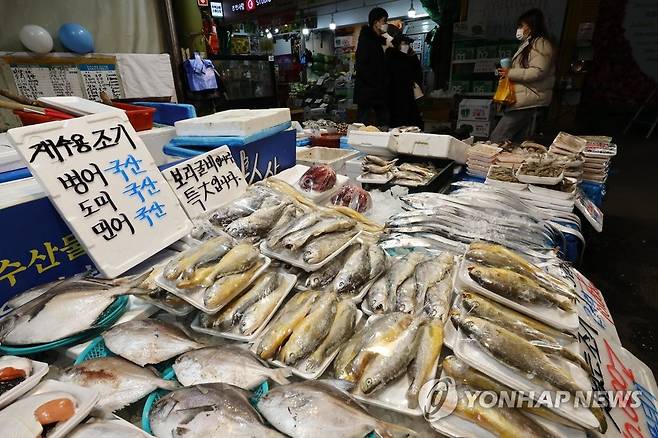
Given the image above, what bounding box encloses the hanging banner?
[7,112,192,278]
[162,146,247,219]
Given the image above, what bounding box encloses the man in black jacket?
[354,7,390,127]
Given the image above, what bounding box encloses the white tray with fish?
[484,177,527,192]
[430,369,587,438]
[298,274,380,305]
[155,255,271,314]
[70,415,154,437]
[517,190,575,208]
[453,330,599,431]
[139,292,196,317]
[261,309,364,380]
[7,379,101,438]
[456,259,578,332]
[357,172,394,184]
[189,273,297,342]
[259,231,362,272]
[0,357,49,409]
[528,181,577,200]
[515,167,564,186]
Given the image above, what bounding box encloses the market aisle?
[580,134,658,375]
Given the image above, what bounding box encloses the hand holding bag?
[493,76,516,105]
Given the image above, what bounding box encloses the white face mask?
[379,23,388,33]
[400,44,410,54]
[516,28,527,41]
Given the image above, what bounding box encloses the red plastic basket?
[112,102,156,131]
[13,109,75,125]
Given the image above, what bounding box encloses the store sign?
[163,146,246,219]
[229,0,272,13]
[7,112,192,278]
[210,1,224,17]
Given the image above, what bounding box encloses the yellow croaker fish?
[407,319,443,407]
[303,300,357,373]
[177,243,260,289]
[278,293,338,365]
[163,235,233,281]
[257,291,319,360]
[203,263,262,309]
[453,315,607,433]
[468,265,574,312]
[467,242,575,299]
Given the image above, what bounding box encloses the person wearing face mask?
[490,8,555,143]
[386,29,423,128]
[354,7,391,126]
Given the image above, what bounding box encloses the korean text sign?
[8,112,192,278]
[163,146,247,219]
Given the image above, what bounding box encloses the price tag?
[163,146,247,219]
[7,112,192,278]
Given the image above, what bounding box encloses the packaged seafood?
[298,164,337,193]
[330,185,372,213]
[190,272,296,342]
[0,357,49,409]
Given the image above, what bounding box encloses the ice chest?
[174,108,291,137]
[347,130,397,150]
[163,130,296,184]
[393,133,470,164]
[296,147,360,175]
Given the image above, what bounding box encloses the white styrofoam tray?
[517,190,575,208]
[357,172,394,184]
[457,259,578,332]
[0,380,100,438]
[298,271,382,305]
[0,358,49,409]
[393,133,469,164]
[296,147,360,173]
[259,231,361,272]
[189,272,296,342]
[515,167,564,185]
[155,255,271,314]
[528,180,577,200]
[453,330,599,430]
[257,310,363,380]
[37,96,123,116]
[484,177,528,192]
[139,291,196,316]
[174,108,291,137]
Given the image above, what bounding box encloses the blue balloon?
[58,23,94,54]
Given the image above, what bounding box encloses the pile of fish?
[162,240,266,310]
[366,252,455,316]
[136,264,193,315]
[381,182,580,259]
[464,242,576,312]
[198,272,291,336]
[264,210,359,265]
[392,162,437,186]
[333,312,443,409]
[149,383,284,437]
[0,273,147,346]
[256,291,359,374]
[303,242,386,297]
[361,155,397,176]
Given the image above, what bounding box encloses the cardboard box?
[458,99,493,121]
[457,119,492,138]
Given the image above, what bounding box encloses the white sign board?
[210,1,224,17]
[162,146,247,219]
[8,112,192,278]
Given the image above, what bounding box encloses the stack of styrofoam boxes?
[456,99,494,139]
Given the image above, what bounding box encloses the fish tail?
[374,420,417,438]
[158,379,181,390]
[271,367,293,385]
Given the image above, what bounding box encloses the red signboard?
[198,0,209,6]
[246,0,255,11]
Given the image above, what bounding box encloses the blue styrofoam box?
[579,181,606,208]
[134,102,197,126]
[163,129,296,185]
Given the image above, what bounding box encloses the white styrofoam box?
[457,120,492,138]
[393,133,470,164]
[347,130,397,150]
[458,99,493,121]
[344,156,365,181]
[137,125,177,166]
[174,108,291,137]
[296,147,359,175]
[37,97,123,117]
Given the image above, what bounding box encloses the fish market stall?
[0,109,654,438]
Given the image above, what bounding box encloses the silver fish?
[173,345,290,389]
[257,381,416,438]
[303,230,359,265]
[393,170,425,182]
[362,163,394,174]
[102,319,201,366]
[407,319,443,407]
[366,244,387,279]
[366,276,390,313]
[207,188,271,227]
[0,273,149,345]
[414,253,454,312]
[365,155,397,167]
[305,253,345,289]
[150,383,284,438]
[239,281,290,335]
[399,162,434,177]
[281,216,355,251]
[267,212,322,248]
[164,236,233,281]
[332,244,371,295]
[60,357,178,412]
[395,275,417,314]
[424,275,452,320]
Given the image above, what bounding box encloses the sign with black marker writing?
[163,146,247,219]
[7,112,192,278]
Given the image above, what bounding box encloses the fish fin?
[373,421,417,438]
[158,379,181,391]
[270,367,293,385]
[315,378,356,393]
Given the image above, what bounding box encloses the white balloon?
[19,25,53,54]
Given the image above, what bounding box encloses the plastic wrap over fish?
[298,164,337,193]
[330,184,372,213]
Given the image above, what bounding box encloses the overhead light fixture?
[266,31,273,39]
[329,14,336,30]
[408,0,416,18]
[274,28,279,34]
[302,25,310,36]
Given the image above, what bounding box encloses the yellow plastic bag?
[493,76,516,105]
